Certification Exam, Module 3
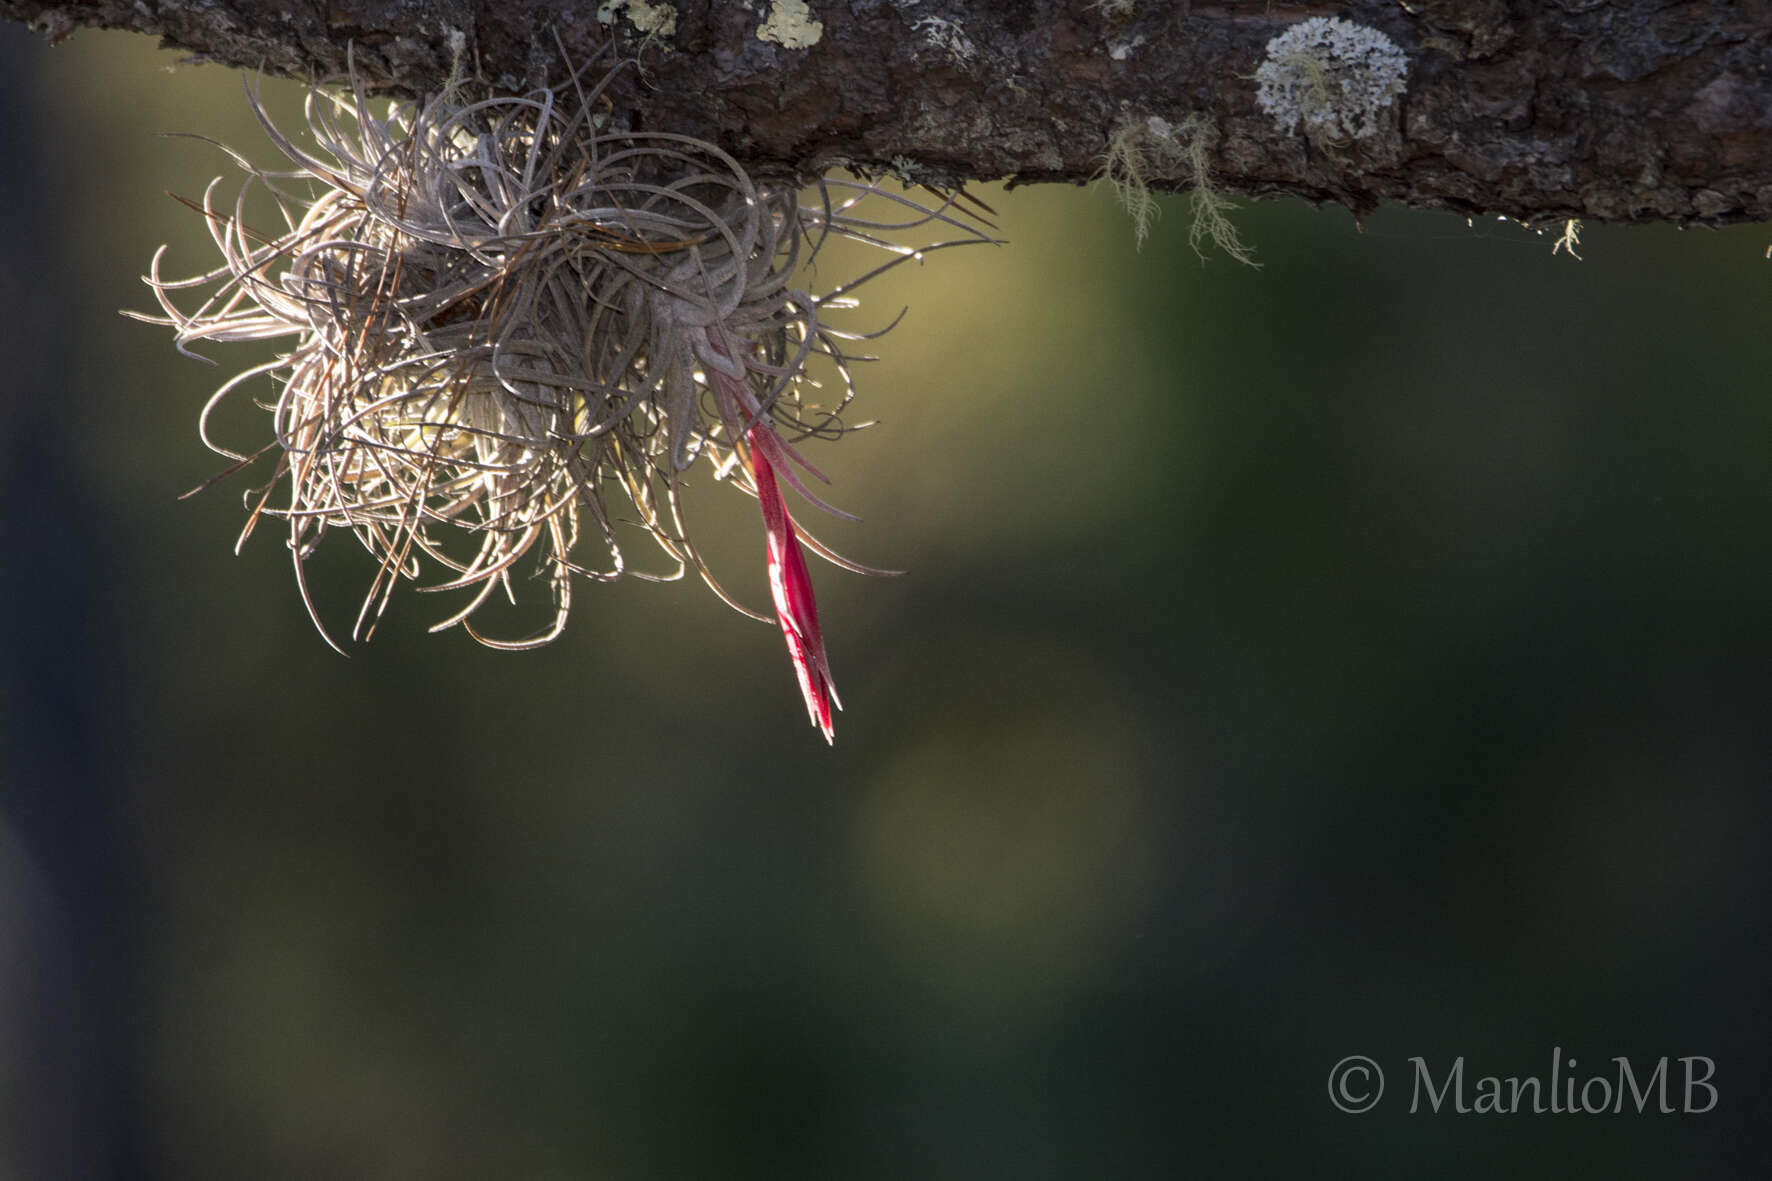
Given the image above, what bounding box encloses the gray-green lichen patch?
[1254,17,1408,142]
[758,1,825,50]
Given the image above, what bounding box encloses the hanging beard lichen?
[134,53,994,742]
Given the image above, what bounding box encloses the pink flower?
[699,329,846,742]
[747,430,841,743]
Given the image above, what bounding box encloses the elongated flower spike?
[134,52,994,740]
[700,330,844,738]
[751,438,840,741]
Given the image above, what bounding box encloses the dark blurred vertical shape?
[0,26,152,1181]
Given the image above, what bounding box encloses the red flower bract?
[748,436,840,742]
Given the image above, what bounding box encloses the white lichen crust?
[758,1,824,49]
[1254,17,1408,142]
[596,0,678,40]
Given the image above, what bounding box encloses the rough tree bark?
[4,0,1771,224]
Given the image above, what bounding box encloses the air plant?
[135,53,993,742]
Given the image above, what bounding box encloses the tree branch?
[6,0,1772,224]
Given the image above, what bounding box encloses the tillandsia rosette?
[135,53,995,743]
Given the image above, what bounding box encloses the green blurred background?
[2,25,1768,1180]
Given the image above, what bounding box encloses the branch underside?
[7,0,1772,224]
